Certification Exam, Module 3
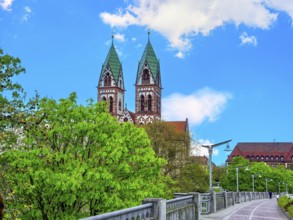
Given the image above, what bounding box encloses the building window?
[148,94,152,111]
[256,156,259,160]
[104,73,111,86]
[251,156,254,160]
[109,96,113,113]
[102,97,106,101]
[140,95,145,112]
[271,156,274,160]
[280,156,284,161]
[142,69,150,84]
[291,156,293,160]
[276,156,279,161]
[246,156,250,159]
[265,156,269,160]
[123,117,128,122]
[261,156,264,160]
[119,80,122,88]
[119,99,122,111]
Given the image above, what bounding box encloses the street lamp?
[252,175,255,192]
[201,139,232,192]
[236,168,239,192]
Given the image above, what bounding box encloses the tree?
[143,120,190,177]
[220,156,251,191]
[142,121,210,192]
[0,94,170,219]
[0,48,39,153]
[220,156,293,193]
[176,160,209,193]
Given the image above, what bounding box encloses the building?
[226,142,293,168]
[97,34,163,125]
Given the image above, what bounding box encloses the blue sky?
[1,0,293,165]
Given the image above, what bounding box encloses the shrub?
[284,201,293,212]
[278,196,291,210]
[288,205,293,218]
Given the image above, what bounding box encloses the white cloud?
[100,0,282,57]
[131,37,137,42]
[175,51,184,59]
[239,32,257,46]
[99,0,293,56]
[0,0,14,11]
[21,6,32,22]
[191,139,220,157]
[162,87,232,127]
[264,0,293,25]
[114,33,125,42]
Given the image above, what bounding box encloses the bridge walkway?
[201,198,289,220]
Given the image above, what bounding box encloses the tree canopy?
[143,121,209,192]
[1,94,171,219]
[220,156,293,193]
[0,49,170,219]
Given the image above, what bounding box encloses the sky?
[1,0,293,165]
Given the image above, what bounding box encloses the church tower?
[97,37,125,118]
[135,33,162,124]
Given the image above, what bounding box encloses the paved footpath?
[201,199,289,220]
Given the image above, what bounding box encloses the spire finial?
[111,33,114,46]
[148,29,150,42]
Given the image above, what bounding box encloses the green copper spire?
[101,37,121,82]
[137,33,160,83]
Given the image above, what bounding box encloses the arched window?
[291,156,293,161]
[256,156,259,160]
[261,156,264,160]
[102,97,106,101]
[276,156,279,161]
[265,156,269,160]
[280,156,284,161]
[142,69,150,84]
[251,156,254,160]
[109,96,113,113]
[157,95,160,113]
[123,117,128,122]
[104,73,111,86]
[140,95,145,112]
[147,94,152,111]
[119,99,122,111]
[270,156,274,160]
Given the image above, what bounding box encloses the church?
[97,34,189,133]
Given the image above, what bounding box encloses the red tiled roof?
[228,142,293,162]
[191,155,209,164]
[164,120,188,133]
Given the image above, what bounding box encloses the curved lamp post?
[201,139,232,192]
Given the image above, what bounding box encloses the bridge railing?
[81,191,270,220]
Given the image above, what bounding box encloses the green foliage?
[0,48,39,153]
[142,121,191,188]
[213,166,226,183]
[220,156,293,193]
[143,121,210,193]
[278,195,291,210]
[288,204,293,218]
[1,93,169,219]
[176,162,209,193]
